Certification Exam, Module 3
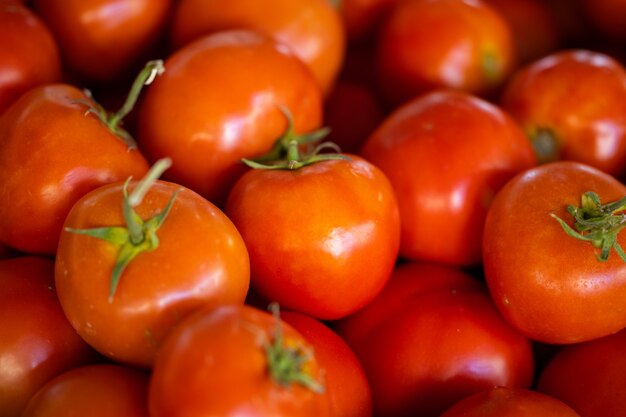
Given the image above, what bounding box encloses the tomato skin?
[360,90,536,266]
[22,364,149,417]
[281,311,373,417]
[55,180,250,367]
[137,29,323,207]
[0,1,61,115]
[225,155,400,320]
[0,257,97,417]
[170,0,344,95]
[149,304,332,417]
[335,262,534,417]
[32,0,172,85]
[500,50,626,178]
[439,386,581,417]
[537,328,626,417]
[0,84,149,255]
[483,161,626,344]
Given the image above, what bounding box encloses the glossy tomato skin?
[500,50,626,178]
[536,328,626,417]
[170,0,344,95]
[149,304,332,417]
[22,364,149,417]
[32,0,172,85]
[225,155,401,320]
[483,161,626,344]
[281,311,373,417]
[335,262,534,417]
[375,0,515,106]
[360,90,536,266]
[0,1,61,115]
[55,180,250,367]
[137,30,323,207]
[0,257,97,417]
[439,386,581,417]
[0,84,149,255]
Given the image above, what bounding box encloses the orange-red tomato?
[170,0,345,95]
[137,30,323,207]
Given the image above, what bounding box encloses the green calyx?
[74,59,165,148]
[242,105,349,170]
[66,158,180,302]
[263,303,324,393]
[551,191,626,262]
[528,126,561,165]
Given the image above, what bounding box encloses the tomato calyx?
[66,158,181,302]
[74,60,165,149]
[551,191,626,262]
[528,126,560,164]
[242,106,348,170]
[263,303,325,393]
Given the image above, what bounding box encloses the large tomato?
[483,161,626,344]
[360,90,536,266]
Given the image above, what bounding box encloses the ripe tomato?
[21,364,149,417]
[483,161,626,344]
[375,0,515,106]
[500,50,626,178]
[149,304,331,417]
[360,90,536,266]
[439,386,581,417]
[137,29,323,207]
[335,261,534,417]
[536,328,626,417]
[0,257,97,417]
[225,154,400,320]
[170,0,345,95]
[32,0,172,85]
[55,163,250,367]
[281,311,373,417]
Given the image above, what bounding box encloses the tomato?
[375,0,516,106]
[225,154,400,320]
[536,328,626,417]
[55,162,250,367]
[483,161,626,344]
[170,0,345,95]
[335,261,534,417]
[137,29,323,207]
[500,50,626,178]
[149,304,331,417]
[21,364,149,417]
[281,311,373,417]
[0,0,61,115]
[0,257,97,417]
[439,386,581,417]
[32,0,173,85]
[360,90,536,266]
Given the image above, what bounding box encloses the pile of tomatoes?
[3,0,626,416]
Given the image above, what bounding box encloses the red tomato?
[225,154,400,320]
[55,168,250,367]
[483,161,626,344]
[360,90,536,266]
[335,261,534,417]
[0,257,97,417]
[149,304,332,417]
[0,0,61,115]
[281,311,373,417]
[439,386,581,417]
[22,364,149,417]
[375,0,516,106]
[537,328,626,417]
[32,0,172,85]
[170,0,345,95]
[137,29,323,207]
[500,49,626,178]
